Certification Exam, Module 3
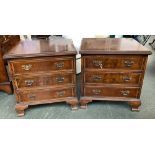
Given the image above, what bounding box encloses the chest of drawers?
[4,39,78,116]
[80,38,151,111]
[0,35,20,94]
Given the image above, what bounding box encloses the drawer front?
[83,55,146,70]
[9,57,74,75]
[14,73,75,89]
[0,35,10,43]
[84,72,142,85]
[84,86,140,98]
[17,87,75,102]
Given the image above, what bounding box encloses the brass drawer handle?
[55,62,64,69]
[25,80,34,86]
[4,36,7,41]
[28,94,36,100]
[124,60,134,67]
[92,89,101,95]
[56,76,64,83]
[93,60,103,69]
[121,90,130,96]
[56,91,65,97]
[22,64,32,71]
[123,76,132,82]
[93,76,102,81]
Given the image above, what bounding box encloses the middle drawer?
[84,71,143,85]
[13,72,75,89]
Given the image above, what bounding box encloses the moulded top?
[3,38,77,59]
[80,38,152,55]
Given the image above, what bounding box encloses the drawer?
[14,72,75,89]
[17,87,75,102]
[84,71,143,85]
[84,86,140,98]
[9,57,74,75]
[83,55,146,70]
[0,35,9,43]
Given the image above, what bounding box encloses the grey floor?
[0,47,155,119]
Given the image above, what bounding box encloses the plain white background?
[0,0,155,155]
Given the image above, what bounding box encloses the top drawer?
[83,55,147,70]
[9,57,75,75]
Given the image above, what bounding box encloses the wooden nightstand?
[4,38,78,116]
[80,38,151,111]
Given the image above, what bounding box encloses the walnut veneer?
[80,38,152,111]
[4,39,78,116]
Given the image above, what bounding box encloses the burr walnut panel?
[84,86,140,98]
[17,87,76,103]
[84,71,143,85]
[9,57,74,75]
[13,72,75,89]
[83,55,146,70]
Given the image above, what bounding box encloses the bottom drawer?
[84,86,140,98]
[17,87,75,102]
